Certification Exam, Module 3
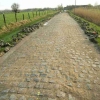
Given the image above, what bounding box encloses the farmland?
[72,7,100,26]
[0,10,57,35]
[0,10,58,54]
[0,10,53,28]
[69,7,100,46]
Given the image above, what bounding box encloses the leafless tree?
[11,3,19,22]
[58,4,63,12]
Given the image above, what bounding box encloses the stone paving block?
[68,94,76,100]
[56,91,66,98]
[9,88,17,93]
[0,94,9,100]
[18,82,27,88]
[19,96,26,100]
[0,13,100,100]
[9,94,17,100]
[17,88,27,94]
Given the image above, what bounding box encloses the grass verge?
[0,11,59,54]
[0,12,57,42]
[68,11,100,46]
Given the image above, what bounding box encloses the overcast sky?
[0,0,100,10]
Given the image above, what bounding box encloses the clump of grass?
[0,12,57,41]
[0,11,57,35]
[0,20,30,35]
[68,11,100,45]
[0,11,59,56]
[96,38,100,45]
[72,7,100,26]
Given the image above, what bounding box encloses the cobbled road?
[0,13,100,100]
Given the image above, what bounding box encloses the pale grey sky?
[0,0,100,10]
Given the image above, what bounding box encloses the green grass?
[96,38,100,45]
[0,10,52,28]
[68,11,100,44]
[72,8,100,26]
[0,10,58,53]
[0,11,58,42]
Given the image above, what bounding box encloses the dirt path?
[0,13,100,100]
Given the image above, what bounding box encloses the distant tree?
[11,3,19,22]
[58,4,64,12]
[94,2,98,7]
[88,4,93,8]
[94,2,99,9]
[66,5,75,10]
[97,5,100,9]
[11,3,19,13]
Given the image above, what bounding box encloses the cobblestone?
[0,13,100,100]
[18,82,27,88]
[33,78,40,82]
[86,84,92,90]
[19,96,26,100]
[9,88,17,93]
[9,94,17,100]
[68,94,76,100]
[17,88,26,94]
[56,91,66,98]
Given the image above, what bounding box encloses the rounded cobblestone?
[0,13,100,100]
